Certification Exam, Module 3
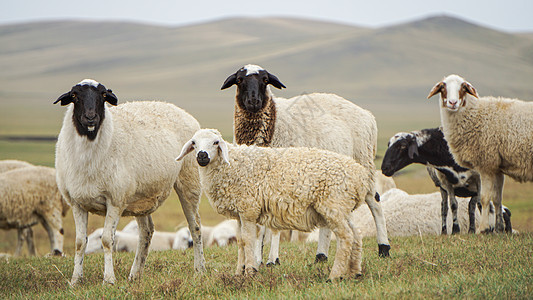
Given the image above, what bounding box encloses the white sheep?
[221,64,390,264]
[176,129,371,280]
[0,160,33,173]
[0,166,69,256]
[427,74,533,233]
[86,227,175,254]
[172,220,237,250]
[54,79,205,285]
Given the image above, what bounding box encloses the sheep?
[86,226,175,254]
[427,74,533,233]
[172,220,238,250]
[54,79,205,285]
[176,129,371,280]
[375,170,396,195]
[221,64,390,264]
[172,224,213,250]
[0,166,69,257]
[306,188,514,241]
[381,128,482,234]
[0,160,36,256]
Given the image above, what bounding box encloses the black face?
[221,67,286,114]
[54,82,117,141]
[381,136,418,177]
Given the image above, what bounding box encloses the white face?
[442,75,465,111]
[173,227,192,250]
[176,129,230,167]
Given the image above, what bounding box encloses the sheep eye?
[236,78,242,84]
[102,93,107,98]
[71,93,76,99]
[263,77,268,83]
[214,141,219,145]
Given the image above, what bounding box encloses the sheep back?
[0,160,34,174]
[0,166,63,229]
[56,101,200,216]
[203,145,373,232]
[442,96,533,182]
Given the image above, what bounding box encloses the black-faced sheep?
[428,74,532,233]
[54,79,205,285]
[176,129,371,280]
[221,64,390,264]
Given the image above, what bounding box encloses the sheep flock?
[0,66,529,285]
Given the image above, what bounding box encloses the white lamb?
[0,166,69,256]
[176,129,372,280]
[54,79,205,285]
[221,64,390,264]
[428,74,533,233]
[172,220,238,250]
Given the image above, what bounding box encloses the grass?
[0,234,531,299]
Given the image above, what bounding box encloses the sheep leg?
[503,207,513,233]
[15,228,25,257]
[254,225,266,266]
[39,212,64,256]
[328,219,353,280]
[438,187,449,234]
[478,173,504,233]
[101,203,123,285]
[467,196,479,234]
[240,218,258,276]
[128,215,154,281]
[315,227,331,262]
[347,219,363,278]
[71,204,88,286]
[493,173,505,233]
[175,182,206,273]
[266,229,280,266]
[449,193,460,234]
[235,219,245,275]
[365,193,390,257]
[23,227,36,256]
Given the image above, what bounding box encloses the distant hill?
[1,15,532,136]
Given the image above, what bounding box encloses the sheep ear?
[176,140,195,161]
[267,72,286,89]
[427,82,444,99]
[54,92,73,106]
[407,141,419,159]
[462,81,478,99]
[105,89,118,106]
[218,140,230,165]
[221,73,237,90]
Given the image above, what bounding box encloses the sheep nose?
[188,240,193,248]
[197,151,210,166]
[198,151,208,159]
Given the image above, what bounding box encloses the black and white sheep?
[428,74,532,233]
[221,64,390,264]
[54,79,205,285]
[176,129,371,280]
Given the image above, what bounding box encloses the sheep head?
[54,79,118,141]
[381,132,419,176]
[427,74,478,111]
[176,129,230,167]
[221,64,286,113]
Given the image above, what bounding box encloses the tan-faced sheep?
[54,79,205,285]
[0,166,69,256]
[221,64,390,264]
[176,129,372,280]
[428,74,533,233]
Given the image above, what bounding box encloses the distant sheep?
[54,79,205,285]
[428,74,533,233]
[0,166,69,256]
[176,129,371,280]
[172,219,238,250]
[222,64,390,264]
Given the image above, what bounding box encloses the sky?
[1,0,533,32]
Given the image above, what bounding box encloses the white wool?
[242,64,264,76]
[77,79,100,87]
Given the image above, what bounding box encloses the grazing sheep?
[172,225,213,250]
[427,74,533,233]
[0,166,69,256]
[0,160,36,256]
[306,188,514,241]
[221,64,390,263]
[86,226,175,254]
[54,79,205,285]
[172,220,237,250]
[381,128,481,234]
[176,129,371,280]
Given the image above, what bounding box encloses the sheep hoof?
[102,277,116,285]
[266,258,280,267]
[441,226,447,235]
[52,249,63,256]
[315,253,328,263]
[70,277,83,287]
[452,224,460,234]
[378,244,390,257]
[468,227,476,234]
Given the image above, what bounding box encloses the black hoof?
[468,227,476,234]
[441,226,447,235]
[315,253,328,263]
[53,249,63,256]
[266,258,280,267]
[452,224,460,234]
[378,244,390,257]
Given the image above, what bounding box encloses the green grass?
[0,234,531,299]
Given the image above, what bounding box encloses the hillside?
[1,15,532,138]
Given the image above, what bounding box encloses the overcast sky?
[1,0,532,32]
